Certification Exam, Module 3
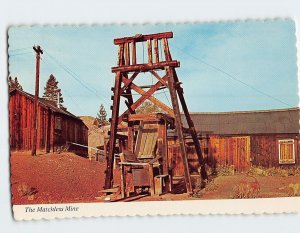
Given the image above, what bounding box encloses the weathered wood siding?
[250,134,300,167]
[208,136,250,172]
[53,114,88,153]
[9,91,51,151]
[168,136,250,176]
[168,134,299,176]
[9,90,88,154]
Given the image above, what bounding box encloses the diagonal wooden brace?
[120,71,139,94]
[118,76,174,124]
[150,70,168,87]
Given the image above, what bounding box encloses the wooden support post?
[104,72,122,189]
[103,138,107,160]
[153,39,159,63]
[162,38,172,61]
[167,67,193,193]
[160,122,168,175]
[131,42,136,65]
[120,164,126,198]
[118,44,124,66]
[125,43,130,66]
[123,73,135,114]
[147,39,152,64]
[45,108,51,153]
[127,122,134,153]
[173,71,208,181]
[31,45,43,156]
[148,164,155,196]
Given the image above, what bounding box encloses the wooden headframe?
[105,32,207,193]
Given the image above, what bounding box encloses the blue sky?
[8,20,298,117]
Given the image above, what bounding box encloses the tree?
[136,101,163,114]
[94,104,109,127]
[43,74,64,108]
[8,76,23,91]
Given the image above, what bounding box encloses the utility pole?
[31,45,43,156]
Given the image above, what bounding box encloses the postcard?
[8,19,300,220]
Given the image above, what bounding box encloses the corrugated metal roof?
[181,108,300,134]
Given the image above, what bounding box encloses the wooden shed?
[9,89,88,155]
[168,108,300,175]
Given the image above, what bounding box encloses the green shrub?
[216,165,235,176]
[248,166,300,177]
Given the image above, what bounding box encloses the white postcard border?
[13,197,300,220]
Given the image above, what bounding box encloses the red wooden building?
[168,108,300,175]
[9,89,88,155]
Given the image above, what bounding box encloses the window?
[55,116,62,130]
[278,139,295,164]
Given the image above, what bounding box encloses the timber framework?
[104,31,208,196]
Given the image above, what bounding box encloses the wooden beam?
[118,44,125,66]
[162,38,172,61]
[125,43,130,66]
[127,121,134,153]
[120,71,139,94]
[114,32,173,45]
[128,114,161,122]
[153,39,159,63]
[148,164,155,196]
[150,70,168,87]
[147,39,153,64]
[131,42,136,65]
[167,67,192,194]
[112,60,180,73]
[173,71,208,181]
[105,72,122,189]
[118,76,174,123]
[127,113,174,124]
[130,85,174,116]
[123,73,135,114]
[120,164,126,198]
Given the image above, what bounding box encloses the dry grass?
[288,183,300,196]
[231,177,260,199]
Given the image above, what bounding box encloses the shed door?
[231,136,250,172]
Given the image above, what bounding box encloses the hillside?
[79,116,96,129]
[80,116,109,156]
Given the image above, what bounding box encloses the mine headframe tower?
[105,31,208,193]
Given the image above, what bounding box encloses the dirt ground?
[11,152,108,204]
[10,152,300,204]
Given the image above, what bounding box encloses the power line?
[9,51,32,57]
[8,47,32,53]
[171,44,294,108]
[162,90,172,107]
[63,88,86,113]
[42,59,88,113]
[43,51,111,106]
